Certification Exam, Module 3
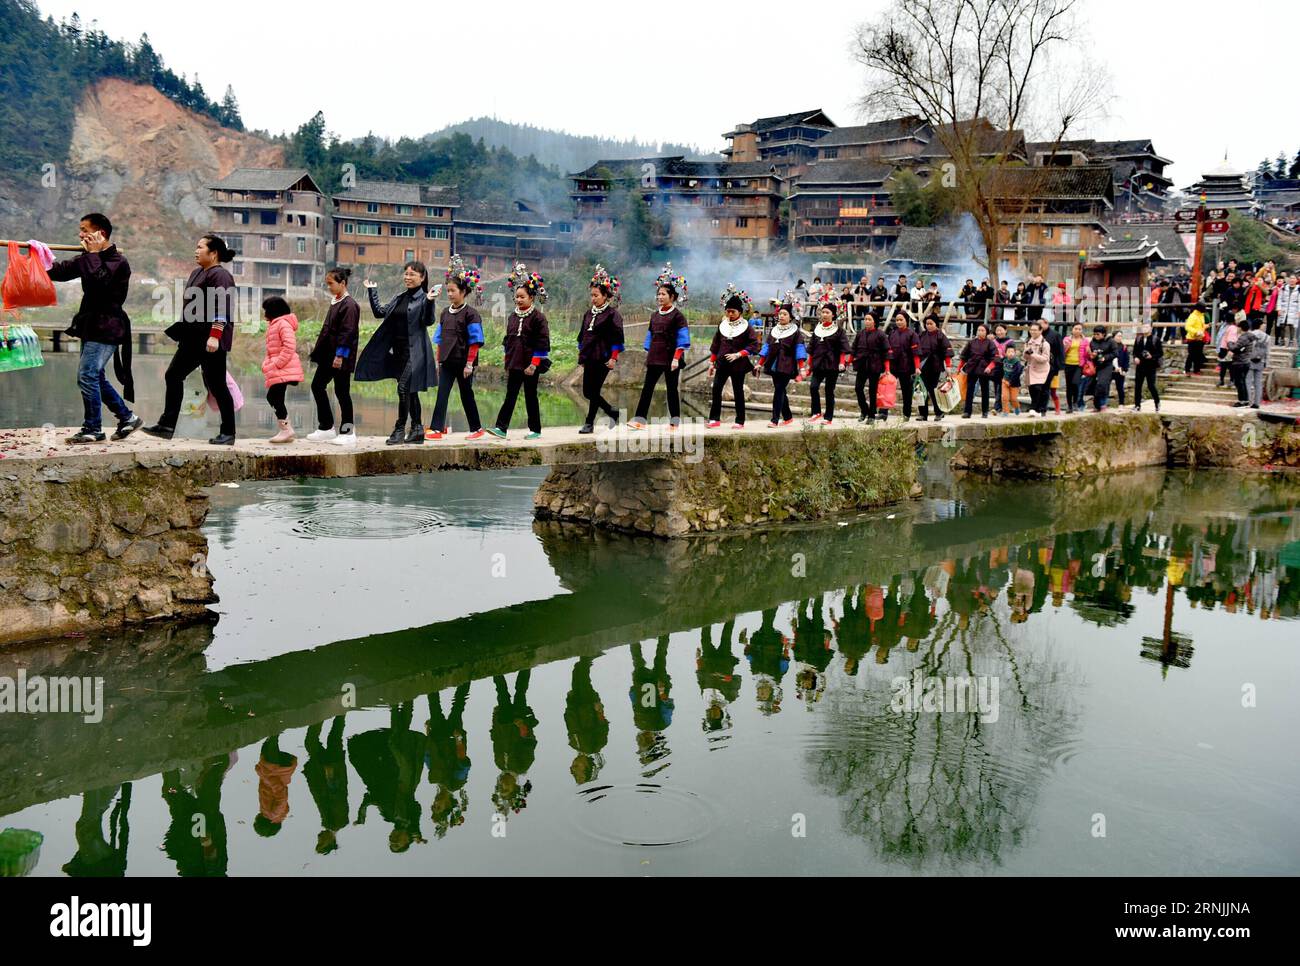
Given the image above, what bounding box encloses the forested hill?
[0,0,243,174]
[423,116,723,174]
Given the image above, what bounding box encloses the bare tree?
[854,0,1109,289]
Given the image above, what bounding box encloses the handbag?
[2,241,58,311]
[936,374,963,412]
[877,372,898,409]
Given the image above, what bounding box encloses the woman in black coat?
[850,313,889,421]
[807,301,848,424]
[307,267,361,444]
[707,285,761,428]
[960,323,998,418]
[357,260,439,445]
[488,264,551,439]
[916,316,953,421]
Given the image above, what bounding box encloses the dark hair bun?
[328,266,352,284]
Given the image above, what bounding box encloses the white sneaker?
[307,427,337,442]
[330,431,357,447]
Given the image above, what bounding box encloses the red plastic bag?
[878,372,898,409]
[2,242,58,311]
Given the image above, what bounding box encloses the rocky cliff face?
[0,78,282,276]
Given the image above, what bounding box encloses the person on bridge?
[630,264,690,430]
[577,265,624,434]
[1062,323,1091,414]
[759,298,806,427]
[886,309,920,420]
[357,260,438,446]
[959,322,997,418]
[260,295,303,443]
[143,234,238,445]
[806,300,848,425]
[426,256,486,441]
[1022,326,1052,416]
[1132,321,1162,412]
[306,267,360,446]
[1086,325,1118,412]
[1037,317,1064,414]
[850,312,889,421]
[916,314,953,421]
[488,263,550,440]
[707,284,760,428]
[49,212,141,445]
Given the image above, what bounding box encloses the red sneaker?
[780,419,794,426]
[731,423,744,430]
[466,429,486,440]
[424,429,444,440]
[706,420,721,428]
[806,414,824,423]
[767,421,779,428]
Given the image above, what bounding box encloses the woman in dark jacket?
[307,267,361,444]
[488,263,550,439]
[427,256,486,441]
[850,313,889,421]
[144,233,238,445]
[807,301,848,424]
[916,315,953,421]
[707,285,760,428]
[758,299,807,427]
[1132,321,1163,412]
[886,310,920,420]
[630,263,690,429]
[578,264,624,433]
[356,260,438,445]
[960,322,998,418]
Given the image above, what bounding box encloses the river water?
[1,448,1298,876]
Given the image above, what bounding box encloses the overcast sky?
[40,0,1299,184]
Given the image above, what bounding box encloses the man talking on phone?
[48,212,139,444]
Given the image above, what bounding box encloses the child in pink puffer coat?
[261,295,304,443]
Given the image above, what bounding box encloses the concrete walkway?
[0,398,1253,470]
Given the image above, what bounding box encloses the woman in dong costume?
[758,294,807,427]
[425,255,486,440]
[806,298,849,425]
[487,263,550,440]
[629,263,690,429]
[576,264,624,434]
[850,311,889,421]
[707,283,760,428]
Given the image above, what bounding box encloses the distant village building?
[983,164,1115,285]
[332,182,459,267]
[1030,139,1173,215]
[570,156,784,254]
[883,225,987,285]
[722,109,836,180]
[1184,158,1254,212]
[453,199,575,275]
[811,117,931,163]
[788,161,900,254]
[207,168,328,299]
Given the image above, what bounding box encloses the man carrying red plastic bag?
[46,213,139,443]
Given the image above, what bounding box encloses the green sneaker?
[486,427,507,439]
[524,431,541,440]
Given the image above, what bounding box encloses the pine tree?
[220,85,243,131]
[1273,152,1287,178]
[1290,149,1300,180]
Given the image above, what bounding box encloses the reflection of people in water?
[304,717,349,855]
[697,621,742,732]
[897,576,936,654]
[350,703,426,852]
[254,734,299,838]
[491,672,537,818]
[792,596,832,705]
[745,608,788,715]
[63,783,131,877]
[565,657,609,783]
[162,753,234,875]
[629,636,674,768]
[426,684,471,837]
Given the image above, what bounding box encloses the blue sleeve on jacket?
[675,324,691,349]
[643,328,652,351]
[759,343,770,359]
[795,343,808,362]
[336,347,350,358]
[433,322,442,344]
[610,342,624,353]
[467,320,484,345]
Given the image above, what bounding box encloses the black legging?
[895,370,916,417]
[1184,339,1205,374]
[1064,364,1082,411]
[395,391,422,430]
[709,367,748,424]
[582,362,617,425]
[769,372,794,423]
[963,371,990,416]
[311,365,353,431]
[854,369,880,417]
[1028,382,1049,414]
[161,341,234,435]
[430,356,481,433]
[266,382,292,420]
[1134,364,1159,408]
[809,370,839,420]
[495,367,540,433]
[634,364,681,421]
[917,367,943,418]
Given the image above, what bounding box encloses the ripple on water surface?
[249,483,448,540]
[572,783,719,848]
